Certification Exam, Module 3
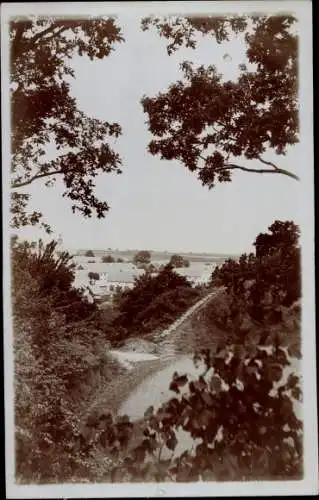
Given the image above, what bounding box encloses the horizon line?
[68,247,241,257]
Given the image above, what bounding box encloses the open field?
[71,249,238,264]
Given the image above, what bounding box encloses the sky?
[16,14,303,255]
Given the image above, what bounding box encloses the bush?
[115,265,196,336]
[169,254,190,268]
[133,250,151,265]
[102,255,115,263]
[12,238,121,483]
[212,221,301,326]
[12,238,96,326]
[88,271,100,281]
[134,286,201,334]
[85,250,95,257]
[89,305,127,343]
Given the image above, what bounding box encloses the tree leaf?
[265,362,283,383]
[174,374,188,387]
[166,432,178,451]
[210,375,222,393]
[144,405,154,419]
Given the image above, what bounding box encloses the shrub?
[133,250,151,265]
[85,250,95,257]
[212,221,301,325]
[115,265,196,336]
[102,255,115,263]
[134,286,201,334]
[12,238,96,326]
[88,271,100,281]
[169,254,190,268]
[12,238,120,483]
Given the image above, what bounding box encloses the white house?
[175,263,218,285]
[73,263,145,298]
[96,267,145,294]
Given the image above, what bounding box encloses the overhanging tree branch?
[223,163,300,181]
[198,154,300,181]
[257,156,281,171]
[12,169,64,188]
[29,24,70,47]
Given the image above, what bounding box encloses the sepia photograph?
[2,1,317,497]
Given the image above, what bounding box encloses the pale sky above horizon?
[15,14,303,255]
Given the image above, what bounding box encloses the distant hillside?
[72,249,239,263]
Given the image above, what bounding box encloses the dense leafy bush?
[133,286,201,334]
[133,250,151,265]
[12,238,96,325]
[169,254,190,268]
[88,304,127,343]
[115,264,200,337]
[88,271,100,281]
[12,238,121,482]
[211,221,301,327]
[102,255,115,263]
[85,250,95,257]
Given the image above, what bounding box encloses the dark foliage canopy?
[10,17,124,232]
[102,255,115,263]
[141,15,299,188]
[212,220,301,323]
[133,250,152,265]
[169,254,190,268]
[85,250,95,257]
[116,264,192,331]
[88,271,100,281]
[12,237,96,325]
[253,220,300,258]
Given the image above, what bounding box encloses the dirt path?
[151,288,222,342]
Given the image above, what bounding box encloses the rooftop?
[74,262,138,273]
[175,263,217,279]
[73,265,145,286]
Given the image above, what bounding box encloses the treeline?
[84,249,190,269]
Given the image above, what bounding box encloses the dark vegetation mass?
[115,264,202,339]
[141,15,299,185]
